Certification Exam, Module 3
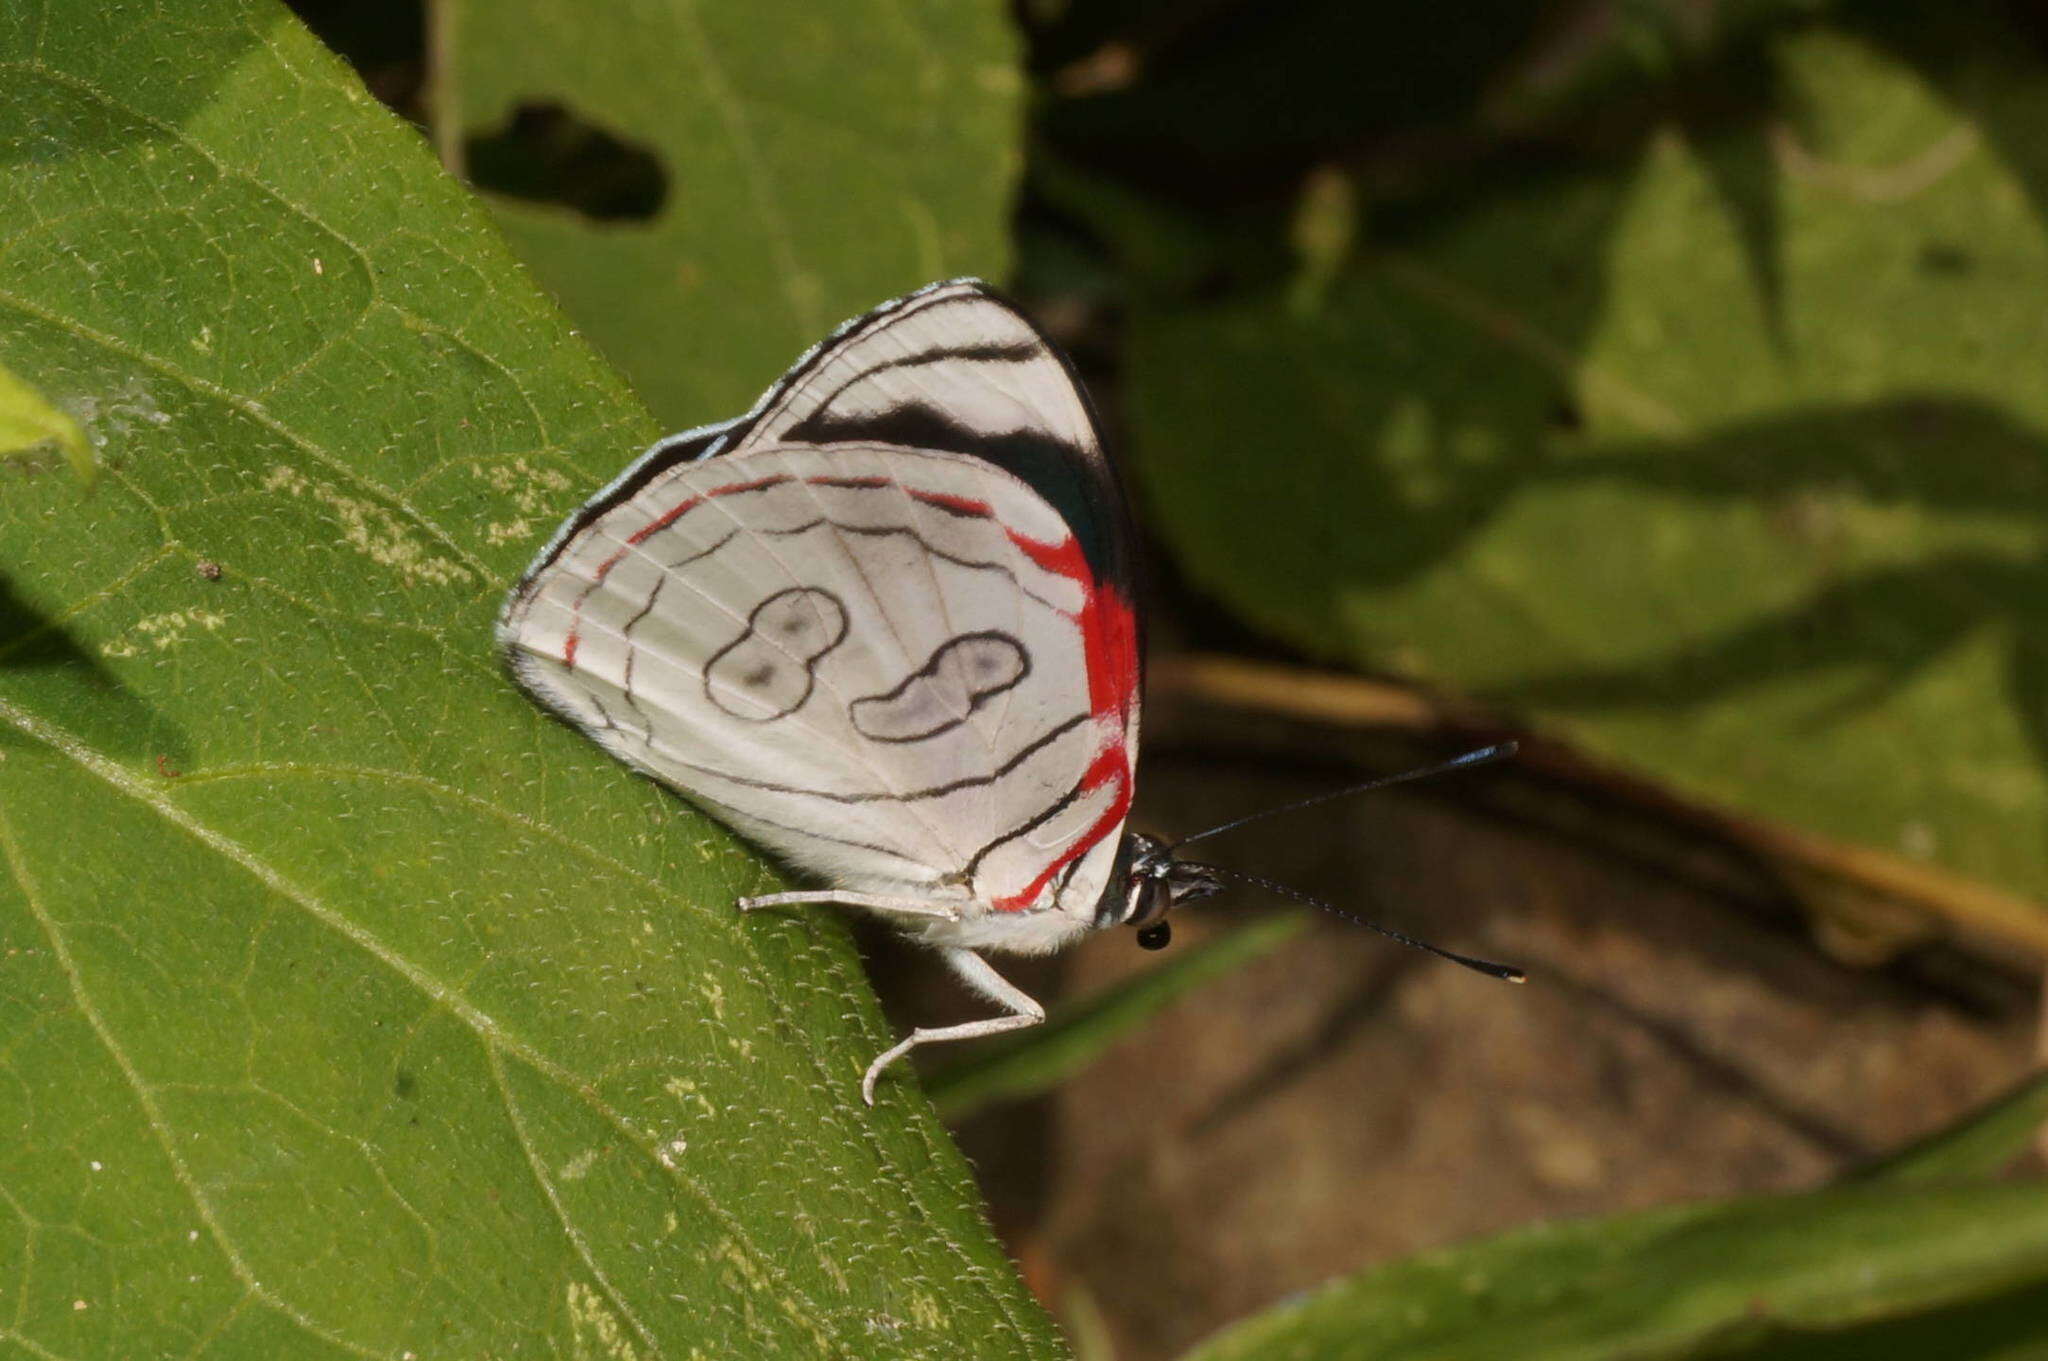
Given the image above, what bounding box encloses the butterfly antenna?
[1168,741,1519,853]
[1211,865,1526,983]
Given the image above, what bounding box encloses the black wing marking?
[849,630,1030,743]
[731,280,1138,597]
[702,586,850,722]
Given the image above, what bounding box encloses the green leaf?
[446,0,1022,427]
[1177,1180,2048,1361]
[1851,1069,2048,1188]
[0,3,1059,1355]
[928,912,1309,1121]
[0,356,93,481]
[1120,20,2048,909]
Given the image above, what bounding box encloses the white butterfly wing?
[732,280,1101,460]
[501,284,1140,933]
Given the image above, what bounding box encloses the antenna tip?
[1449,741,1519,771]
[1444,949,1525,983]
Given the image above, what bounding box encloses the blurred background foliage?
[1067,2,2048,932]
[13,0,2044,1355]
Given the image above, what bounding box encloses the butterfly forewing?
[502,283,1140,924]
[738,283,1095,450]
[732,280,1136,607]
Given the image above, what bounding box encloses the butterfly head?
[1104,832,1225,951]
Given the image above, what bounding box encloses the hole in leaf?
[465,102,668,222]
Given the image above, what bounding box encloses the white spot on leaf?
[263,464,473,586]
[566,1280,642,1361]
[67,377,170,451]
[100,608,226,659]
[472,457,573,519]
[663,1076,716,1118]
[907,1291,944,1333]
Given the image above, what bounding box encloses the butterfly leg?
[736,889,961,922]
[861,946,1045,1106]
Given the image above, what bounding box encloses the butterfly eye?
[1125,873,1173,927]
[1136,921,1172,951]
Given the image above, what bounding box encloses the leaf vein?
[0,287,492,591]
[0,806,383,1359]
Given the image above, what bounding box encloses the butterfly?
[499,279,1520,1104]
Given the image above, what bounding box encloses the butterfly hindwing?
[502,285,1139,925]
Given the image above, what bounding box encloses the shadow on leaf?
[1489,396,2048,774]
[0,573,187,767]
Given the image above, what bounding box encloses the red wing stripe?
[562,473,797,664]
[908,488,993,519]
[625,474,792,549]
[991,747,1132,912]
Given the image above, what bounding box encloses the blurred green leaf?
[928,912,1309,1120]
[0,357,93,481]
[0,2,1059,1355]
[1178,1180,2048,1361]
[446,0,1022,428]
[1121,20,2048,909]
[1852,1068,2048,1188]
